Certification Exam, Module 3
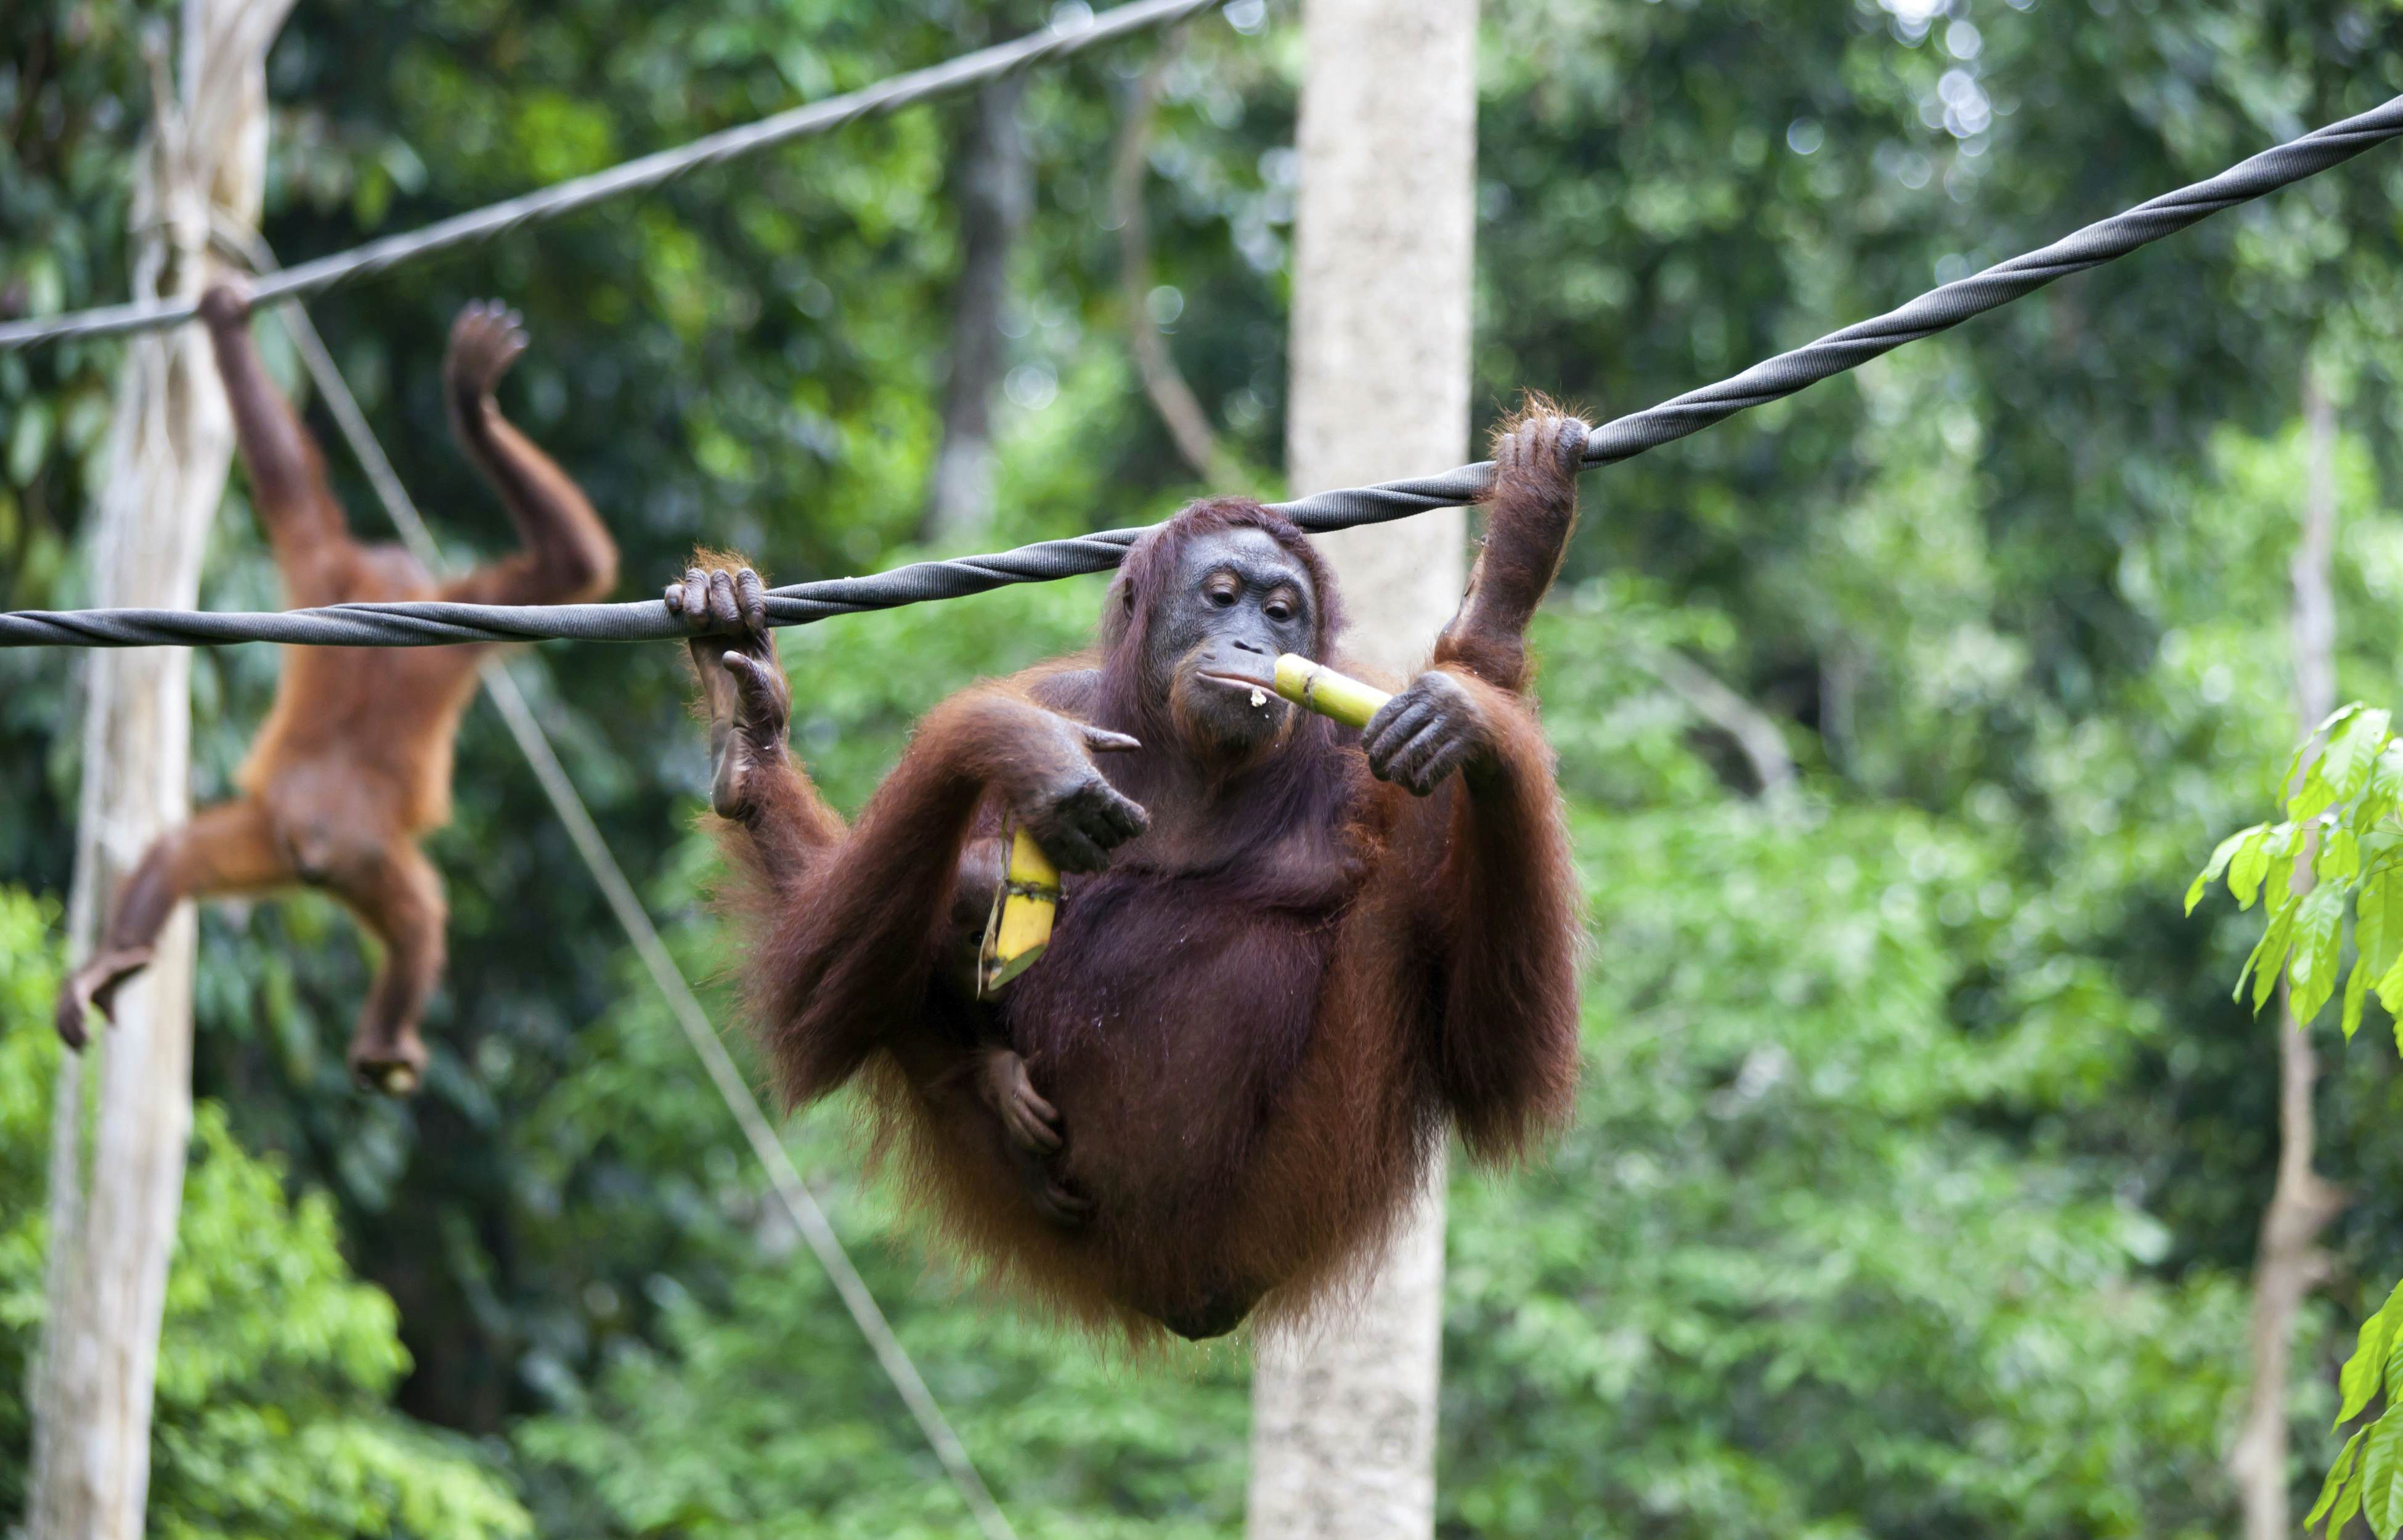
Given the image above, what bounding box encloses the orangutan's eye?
[1207,585,1239,607]
[1265,599,1294,623]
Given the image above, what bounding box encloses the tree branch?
[2227,357,2348,1540]
[1644,647,1799,804]
[1110,33,1238,485]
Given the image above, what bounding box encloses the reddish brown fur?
[707,416,1584,1342]
[54,291,617,1091]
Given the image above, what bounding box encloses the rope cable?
[253,245,1019,1540]
[12,92,2401,651]
[0,0,1225,352]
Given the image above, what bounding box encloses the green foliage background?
[8,0,2403,1533]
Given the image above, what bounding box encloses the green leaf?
[2295,710,2393,827]
[2378,948,2403,1021]
[2292,884,2349,1024]
[2324,825,2365,885]
[2267,825,2305,912]
[2365,747,2403,828]
[2362,1405,2403,1537]
[2194,825,2264,914]
[2322,702,2371,738]
[2312,1427,2370,1530]
[2339,1280,2403,1427]
[2241,899,2299,1013]
[2365,869,2403,982]
[2285,705,2362,809]
[2284,740,2318,813]
[2326,710,2394,804]
[2352,869,2403,1043]
[2231,827,2278,908]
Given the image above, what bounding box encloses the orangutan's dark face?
[1152,527,1318,761]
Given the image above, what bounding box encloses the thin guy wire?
[271,293,1020,1540]
[0,0,1223,352]
[9,91,2402,650]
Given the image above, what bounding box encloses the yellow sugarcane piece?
[979,825,1061,995]
[1273,653,1393,729]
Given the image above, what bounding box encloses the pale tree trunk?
[2227,359,2347,1540]
[922,70,1031,541]
[28,4,289,1536]
[1245,0,1476,1536]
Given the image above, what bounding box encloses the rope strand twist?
[0,0,1226,352]
[9,94,2401,650]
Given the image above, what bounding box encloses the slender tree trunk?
[1246,1,1476,1535]
[922,70,1031,541]
[1110,33,1235,485]
[28,5,287,1535]
[2227,359,2347,1540]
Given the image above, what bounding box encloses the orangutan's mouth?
[1196,670,1278,695]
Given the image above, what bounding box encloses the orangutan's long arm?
[197,285,353,586]
[744,697,988,1080]
[668,563,1143,1106]
[1433,405,1588,692]
[1357,407,1589,1157]
[1349,668,1580,1161]
[1422,677,1582,1159]
[439,302,619,606]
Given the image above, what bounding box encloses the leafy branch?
[2309,1278,2403,1536]
[2190,704,2403,1042]
[2193,702,2403,1536]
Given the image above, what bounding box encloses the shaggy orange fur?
[696,404,1588,1341]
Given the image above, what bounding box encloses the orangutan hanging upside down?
[672,407,1587,1340]
[54,283,618,1093]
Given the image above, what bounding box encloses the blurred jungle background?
[8,0,2403,1534]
